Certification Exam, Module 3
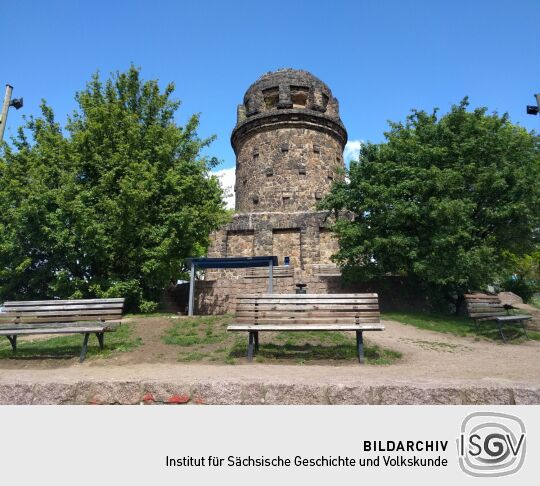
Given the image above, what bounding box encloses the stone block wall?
[234,127,344,212]
[196,210,345,314]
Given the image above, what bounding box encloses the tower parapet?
[231,69,347,212]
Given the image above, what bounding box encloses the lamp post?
[0,84,24,142]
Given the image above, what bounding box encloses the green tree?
[0,66,228,311]
[321,99,540,301]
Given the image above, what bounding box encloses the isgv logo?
[457,412,526,477]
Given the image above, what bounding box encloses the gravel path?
[1,319,539,388]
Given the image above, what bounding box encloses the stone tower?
[197,69,348,314]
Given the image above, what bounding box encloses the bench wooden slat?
[467,303,502,307]
[3,304,124,312]
[0,326,116,336]
[235,311,380,318]
[467,306,505,311]
[236,298,379,304]
[0,321,121,330]
[468,307,506,313]
[464,293,500,299]
[3,298,125,306]
[235,300,379,307]
[228,324,385,331]
[0,314,122,324]
[469,312,508,319]
[235,304,379,312]
[468,310,505,315]
[0,309,123,318]
[469,309,506,314]
[475,315,532,322]
[236,297,377,302]
[234,317,381,325]
[237,293,378,299]
[495,315,532,322]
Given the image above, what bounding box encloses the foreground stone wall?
[2,380,538,405]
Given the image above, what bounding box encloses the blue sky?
[2,0,540,205]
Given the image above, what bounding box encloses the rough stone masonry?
[197,69,352,314]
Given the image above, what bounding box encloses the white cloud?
[344,139,362,163]
[213,167,236,209]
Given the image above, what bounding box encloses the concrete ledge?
[1,380,539,405]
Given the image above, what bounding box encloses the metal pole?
[268,259,273,293]
[188,261,195,316]
[0,84,14,142]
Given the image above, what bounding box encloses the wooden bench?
[227,293,384,364]
[0,298,125,362]
[465,293,531,342]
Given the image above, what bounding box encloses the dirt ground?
[0,316,539,386]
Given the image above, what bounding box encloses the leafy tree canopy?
[321,98,540,297]
[0,66,228,311]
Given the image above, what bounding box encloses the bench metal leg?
[80,333,90,363]
[497,321,507,343]
[519,320,529,340]
[254,331,259,353]
[247,332,255,362]
[95,332,105,350]
[356,331,365,364]
[6,335,17,352]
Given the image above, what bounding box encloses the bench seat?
[495,315,532,323]
[228,324,385,332]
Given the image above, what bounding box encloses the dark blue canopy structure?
[186,256,278,269]
[186,256,278,315]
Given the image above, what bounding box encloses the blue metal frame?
[187,256,278,316]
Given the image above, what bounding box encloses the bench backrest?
[0,298,125,324]
[464,293,506,320]
[235,293,380,326]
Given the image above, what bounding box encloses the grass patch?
[383,311,540,343]
[163,315,401,365]
[0,324,142,360]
